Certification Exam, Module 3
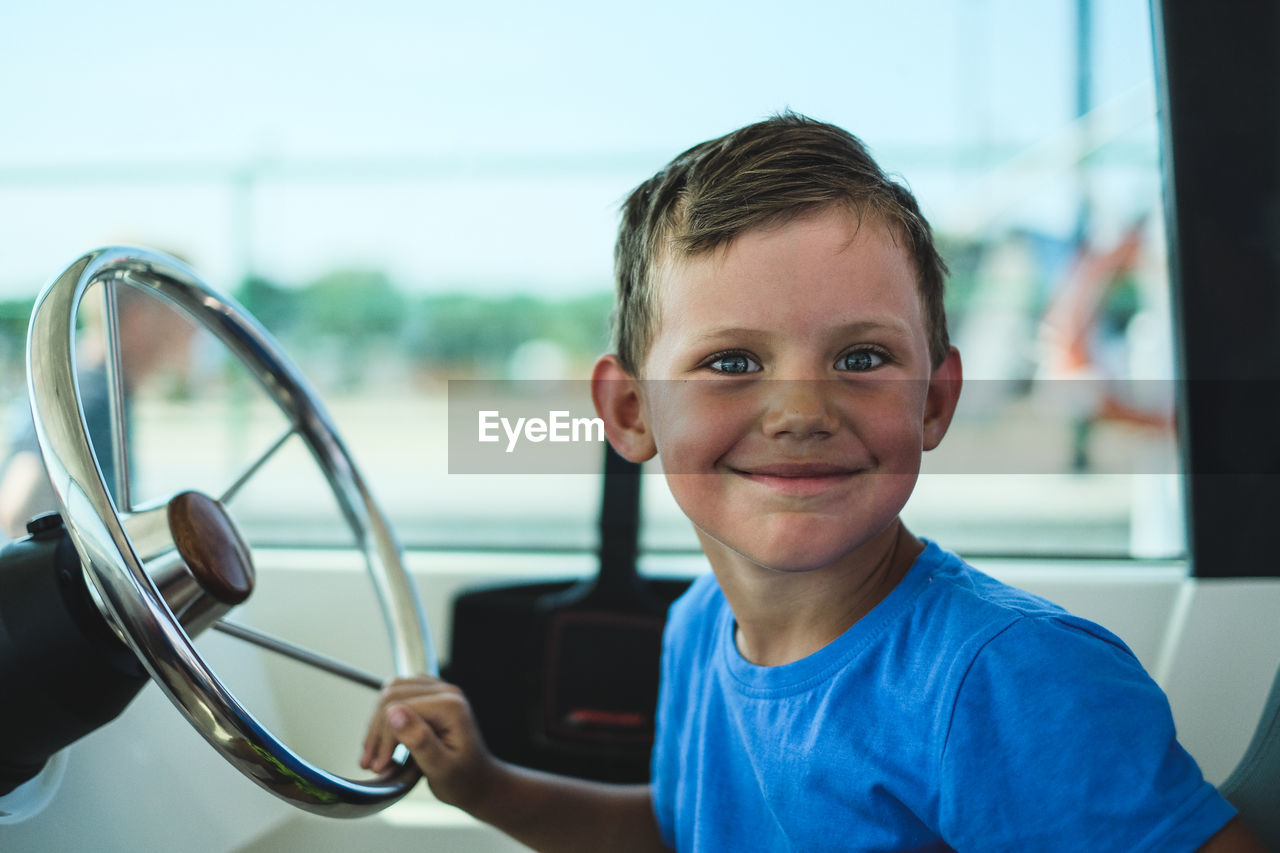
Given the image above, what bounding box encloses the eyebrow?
[691,319,915,343]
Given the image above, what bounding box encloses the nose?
[760,380,839,439]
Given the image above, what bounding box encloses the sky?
[0,0,1158,298]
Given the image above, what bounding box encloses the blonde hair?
[612,113,949,375]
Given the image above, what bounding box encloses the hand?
[363,676,668,852]
[360,674,498,812]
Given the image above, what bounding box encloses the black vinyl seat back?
[446,446,690,782]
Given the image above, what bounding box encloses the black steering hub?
[0,514,147,795]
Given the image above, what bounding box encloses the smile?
[730,462,859,496]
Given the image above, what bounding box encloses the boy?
[362,114,1257,851]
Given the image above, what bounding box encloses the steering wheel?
[25,246,435,817]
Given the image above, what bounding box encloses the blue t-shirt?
[650,541,1235,852]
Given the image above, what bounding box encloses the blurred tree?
[237,275,302,339]
[404,290,611,374]
[303,269,406,340]
[232,271,614,383]
[542,293,613,358]
[299,269,408,388]
[0,297,36,397]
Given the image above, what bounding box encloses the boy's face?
[597,206,961,576]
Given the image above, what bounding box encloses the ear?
[591,354,657,463]
[923,347,963,451]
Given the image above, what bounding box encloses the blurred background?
[0,0,1181,560]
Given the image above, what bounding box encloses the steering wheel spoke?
[99,280,135,512]
[212,619,384,690]
[26,247,434,817]
[219,425,296,505]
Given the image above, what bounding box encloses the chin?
[701,522,897,577]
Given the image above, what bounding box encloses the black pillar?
[1154,1,1280,577]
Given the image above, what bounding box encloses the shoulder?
[911,544,1148,728]
[662,572,725,655]
[909,542,1135,666]
[919,546,1234,851]
[937,612,1233,850]
[884,545,1151,750]
[914,542,1076,620]
[944,610,1156,744]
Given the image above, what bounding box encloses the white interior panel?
[2,550,1275,851]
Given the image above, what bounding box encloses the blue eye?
[708,353,760,374]
[837,349,886,372]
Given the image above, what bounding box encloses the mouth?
[730,461,861,496]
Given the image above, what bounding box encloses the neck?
[708,520,922,667]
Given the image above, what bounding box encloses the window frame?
[1155,0,1280,578]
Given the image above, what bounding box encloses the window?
[0,0,1177,559]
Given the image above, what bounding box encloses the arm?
[1196,818,1267,853]
[362,676,670,853]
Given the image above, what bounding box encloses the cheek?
[661,474,713,523]
[872,430,927,475]
[851,389,929,467]
[646,387,750,474]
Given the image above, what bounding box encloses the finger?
[367,701,416,772]
[360,715,392,771]
[361,675,471,770]
[364,679,467,770]
[361,686,403,769]
[385,702,448,774]
[361,676,442,768]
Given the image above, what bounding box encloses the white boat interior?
[2,550,1278,852]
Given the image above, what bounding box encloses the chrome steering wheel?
[26,247,435,817]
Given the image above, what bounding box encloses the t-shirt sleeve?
[937,615,1235,852]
